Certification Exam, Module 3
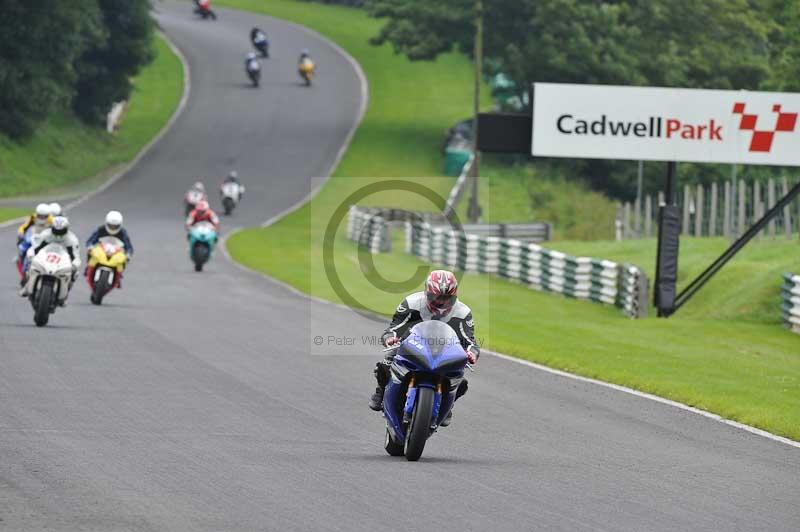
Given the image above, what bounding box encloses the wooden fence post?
[782,177,791,238]
[709,182,718,237]
[738,179,746,238]
[723,181,731,238]
[694,184,704,236]
[683,184,691,235]
[623,201,632,238]
[768,178,776,238]
[754,182,763,239]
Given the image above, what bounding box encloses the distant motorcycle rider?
[48,202,63,217]
[22,216,81,301]
[220,170,245,201]
[368,270,479,425]
[250,27,269,56]
[185,199,219,231]
[185,181,206,214]
[16,203,51,245]
[194,0,216,19]
[245,52,260,71]
[85,211,134,287]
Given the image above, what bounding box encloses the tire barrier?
[406,221,648,318]
[781,273,800,333]
[346,206,453,253]
[346,206,391,253]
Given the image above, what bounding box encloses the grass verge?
[223,1,800,440]
[0,208,30,224]
[479,155,618,240]
[0,33,183,198]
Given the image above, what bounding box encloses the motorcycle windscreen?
[398,321,468,372]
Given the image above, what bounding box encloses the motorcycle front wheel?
[34,279,54,327]
[91,268,113,305]
[193,243,209,272]
[404,386,434,461]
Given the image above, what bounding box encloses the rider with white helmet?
[85,211,134,287]
[48,202,63,217]
[220,170,245,201]
[23,216,81,300]
[16,203,52,244]
[185,181,207,215]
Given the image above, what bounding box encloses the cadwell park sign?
[532,83,800,167]
[476,82,800,317]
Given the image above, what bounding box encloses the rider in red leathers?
[185,200,219,232]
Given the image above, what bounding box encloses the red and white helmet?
[195,200,209,214]
[425,269,458,316]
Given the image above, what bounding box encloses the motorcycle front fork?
[402,377,444,424]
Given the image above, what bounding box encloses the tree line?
[0,0,154,140]
[306,0,800,199]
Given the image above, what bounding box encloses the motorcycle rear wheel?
[223,197,235,215]
[404,386,434,461]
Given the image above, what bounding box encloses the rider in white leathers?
[22,216,81,301]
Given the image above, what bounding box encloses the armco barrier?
[781,273,800,333]
[345,205,550,252]
[345,206,450,253]
[458,222,551,242]
[346,206,390,253]
[407,221,648,318]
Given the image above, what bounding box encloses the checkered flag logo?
[732,102,798,152]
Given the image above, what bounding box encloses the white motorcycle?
[220,182,243,215]
[185,189,206,216]
[25,243,75,326]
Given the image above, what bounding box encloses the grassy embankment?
[223,0,800,440]
[0,33,184,222]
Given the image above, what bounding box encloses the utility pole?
[467,0,483,223]
[636,160,643,235]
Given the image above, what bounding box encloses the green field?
[223,0,800,440]
[478,156,618,240]
[0,34,183,198]
[0,207,29,224]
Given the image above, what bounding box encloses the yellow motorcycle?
[86,236,128,305]
[298,58,315,87]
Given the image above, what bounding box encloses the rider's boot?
[441,379,469,427]
[368,386,385,411]
[369,360,391,411]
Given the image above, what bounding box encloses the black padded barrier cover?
[655,205,681,313]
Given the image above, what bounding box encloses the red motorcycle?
[193,0,217,20]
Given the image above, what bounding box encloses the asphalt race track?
[1,2,798,530]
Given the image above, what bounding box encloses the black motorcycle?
[252,33,269,58]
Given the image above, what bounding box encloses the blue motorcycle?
[382,321,469,461]
[15,227,35,282]
[188,222,218,272]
